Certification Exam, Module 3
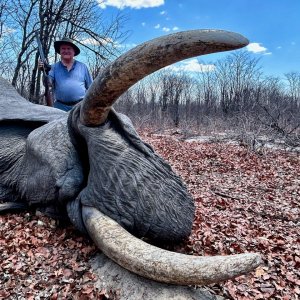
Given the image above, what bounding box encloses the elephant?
[0,29,262,286]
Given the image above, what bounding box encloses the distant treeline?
[114,51,300,147]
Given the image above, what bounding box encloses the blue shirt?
[49,60,93,104]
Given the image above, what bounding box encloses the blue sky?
[98,0,300,78]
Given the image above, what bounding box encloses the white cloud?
[81,38,98,45]
[98,0,164,9]
[157,26,178,32]
[246,42,270,54]
[142,22,146,26]
[117,42,137,49]
[160,10,166,15]
[81,37,113,46]
[168,59,215,73]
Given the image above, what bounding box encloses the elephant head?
[0,29,262,285]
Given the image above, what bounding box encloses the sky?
[97,0,300,78]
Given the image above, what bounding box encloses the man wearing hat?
[42,37,93,111]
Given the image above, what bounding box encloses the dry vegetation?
[1,131,299,299]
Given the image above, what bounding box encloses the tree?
[0,0,128,102]
[0,0,8,39]
[215,50,262,115]
[285,71,300,108]
[0,0,13,77]
[195,60,218,116]
[156,70,192,126]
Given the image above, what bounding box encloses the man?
[41,37,93,111]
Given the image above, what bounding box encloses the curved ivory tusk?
[80,29,249,126]
[82,206,262,285]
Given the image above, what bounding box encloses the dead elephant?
[0,29,262,285]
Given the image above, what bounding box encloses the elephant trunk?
[82,206,262,285]
[80,29,249,126]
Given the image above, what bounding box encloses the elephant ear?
[0,77,64,123]
[109,109,155,156]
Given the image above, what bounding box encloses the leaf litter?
[0,132,299,299]
[142,132,299,300]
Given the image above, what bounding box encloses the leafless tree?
[285,71,300,108]
[253,76,300,147]
[0,0,128,102]
[156,70,192,126]
[148,75,160,121]
[114,88,135,116]
[8,0,39,89]
[0,0,8,39]
[195,61,218,116]
[182,76,195,122]
[215,50,262,115]
[0,0,13,76]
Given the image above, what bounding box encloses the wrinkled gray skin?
[0,30,262,286]
[0,80,194,242]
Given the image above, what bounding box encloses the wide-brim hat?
[54,37,80,56]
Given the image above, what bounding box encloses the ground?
[0,131,299,299]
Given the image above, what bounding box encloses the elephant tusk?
[80,29,249,126]
[82,206,263,285]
